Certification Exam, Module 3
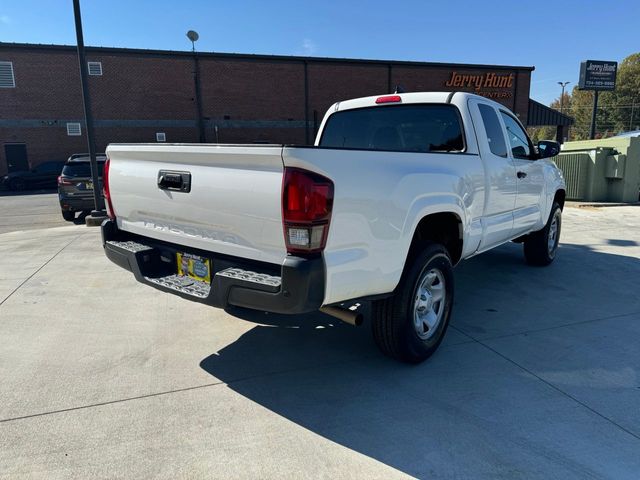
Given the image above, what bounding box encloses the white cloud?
[301,38,317,56]
[0,15,10,24]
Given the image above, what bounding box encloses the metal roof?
[613,130,640,138]
[0,42,536,71]
[527,99,574,126]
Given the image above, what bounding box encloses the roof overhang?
[527,99,574,126]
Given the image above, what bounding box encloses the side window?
[478,104,507,157]
[500,112,531,159]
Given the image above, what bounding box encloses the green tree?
[610,53,640,132]
[568,87,614,140]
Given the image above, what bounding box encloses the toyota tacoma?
[101,92,565,363]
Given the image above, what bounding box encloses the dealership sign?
[578,60,617,91]
[444,71,514,99]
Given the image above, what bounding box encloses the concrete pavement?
[1,195,639,479]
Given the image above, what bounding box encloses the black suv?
[58,154,106,221]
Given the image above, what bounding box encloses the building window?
[0,61,16,88]
[156,132,166,142]
[87,61,103,76]
[67,122,82,136]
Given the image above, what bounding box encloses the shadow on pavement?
[199,242,640,477]
[607,239,639,247]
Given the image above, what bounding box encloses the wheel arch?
[554,189,566,210]
[406,212,464,269]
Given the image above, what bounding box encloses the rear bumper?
[101,219,325,314]
[59,195,95,212]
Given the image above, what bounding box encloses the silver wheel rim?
[548,212,560,257]
[413,268,446,341]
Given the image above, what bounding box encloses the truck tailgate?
[106,144,287,264]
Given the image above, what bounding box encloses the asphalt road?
[0,191,87,234]
[1,194,639,479]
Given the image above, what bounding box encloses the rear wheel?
[371,243,454,363]
[61,210,75,221]
[523,202,562,266]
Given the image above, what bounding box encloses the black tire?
[523,202,562,266]
[371,243,454,363]
[61,210,75,222]
[10,178,26,191]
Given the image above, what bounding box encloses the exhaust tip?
[320,305,363,327]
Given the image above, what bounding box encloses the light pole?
[186,30,205,142]
[73,0,106,225]
[186,30,199,52]
[558,81,570,114]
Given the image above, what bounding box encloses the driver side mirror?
[537,140,560,159]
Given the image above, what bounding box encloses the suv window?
[478,104,507,157]
[62,162,105,177]
[500,112,531,159]
[319,104,464,153]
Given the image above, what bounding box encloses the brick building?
[0,42,571,175]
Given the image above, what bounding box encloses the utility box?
[605,154,625,179]
[557,136,639,203]
[554,152,590,200]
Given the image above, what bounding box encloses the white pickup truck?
[102,92,565,363]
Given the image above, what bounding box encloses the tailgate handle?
[157,170,191,192]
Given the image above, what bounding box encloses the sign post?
[578,60,617,139]
[589,90,599,140]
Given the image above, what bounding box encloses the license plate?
[176,252,211,284]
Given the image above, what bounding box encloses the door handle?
[517,171,527,179]
[157,170,191,192]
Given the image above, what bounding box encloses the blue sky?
[1,0,638,105]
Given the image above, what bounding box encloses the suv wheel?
[523,202,562,266]
[371,243,454,363]
[61,210,75,222]
[10,179,26,191]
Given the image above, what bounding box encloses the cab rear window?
[319,104,464,153]
[62,162,105,177]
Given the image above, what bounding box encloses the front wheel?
[523,202,562,266]
[371,243,454,363]
[10,179,26,191]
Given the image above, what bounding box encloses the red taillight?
[282,167,334,255]
[375,95,402,104]
[57,175,74,186]
[103,157,115,219]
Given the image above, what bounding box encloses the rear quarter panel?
[283,147,485,304]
